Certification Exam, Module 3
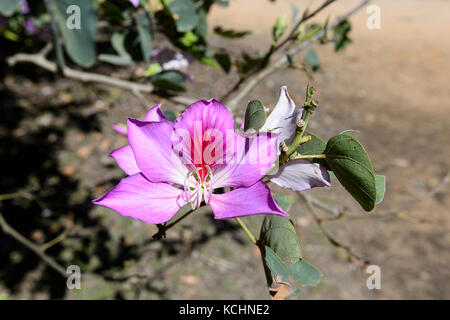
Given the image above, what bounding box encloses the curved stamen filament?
[183,165,214,208]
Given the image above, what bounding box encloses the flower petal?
[213,131,279,188]
[127,118,188,185]
[262,86,301,143]
[93,173,187,224]
[173,99,235,168]
[269,159,331,191]
[110,145,140,175]
[144,103,166,122]
[209,181,288,219]
[112,124,128,136]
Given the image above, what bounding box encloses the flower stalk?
[279,84,318,165]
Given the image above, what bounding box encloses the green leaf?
[304,48,320,72]
[0,0,20,16]
[111,32,131,58]
[264,247,322,288]
[244,100,267,131]
[272,13,288,44]
[151,70,186,92]
[272,194,293,211]
[167,0,199,32]
[297,130,329,169]
[143,63,162,77]
[98,54,132,66]
[259,215,300,266]
[375,175,386,205]
[333,19,352,52]
[195,9,208,39]
[214,53,231,73]
[49,0,97,67]
[213,26,250,39]
[180,31,198,47]
[163,110,177,121]
[324,134,376,211]
[135,10,153,60]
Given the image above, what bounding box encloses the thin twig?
[298,193,371,266]
[152,207,196,239]
[225,0,371,111]
[308,170,450,222]
[0,211,67,277]
[235,217,257,244]
[6,44,195,107]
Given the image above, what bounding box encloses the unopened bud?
[296,119,305,128]
[281,141,289,153]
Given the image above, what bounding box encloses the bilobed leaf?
[259,215,300,266]
[244,100,267,131]
[135,10,153,60]
[264,247,322,289]
[167,0,199,32]
[151,70,186,92]
[375,175,386,205]
[0,0,20,16]
[324,134,376,211]
[49,0,97,67]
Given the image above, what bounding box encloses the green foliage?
[324,133,377,211]
[167,0,199,33]
[244,100,267,131]
[375,175,386,205]
[151,70,186,92]
[304,48,320,72]
[49,0,97,68]
[135,10,153,61]
[333,20,352,52]
[0,0,20,17]
[143,63,162,77]
[272,13,287,45]
[259,215,322,296]
[214,53,231,73]
[213,26,251,39]
[297,130,329,169]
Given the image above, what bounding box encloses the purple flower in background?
[20,0,30,14]
[129,0,140,8]
[94,100,287,224]
[24,17,38,34]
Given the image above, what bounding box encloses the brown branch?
[0,211,67,278]
[298,193,371,266]
[225,0,371,112]
[6,44,195,106]
[307,170,450,222]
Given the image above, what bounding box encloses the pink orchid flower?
[94,99,288,224]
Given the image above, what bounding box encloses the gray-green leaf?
[324,134,376,211]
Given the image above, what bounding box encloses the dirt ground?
[1,0,449,299]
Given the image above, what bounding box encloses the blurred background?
[0,0,449,299]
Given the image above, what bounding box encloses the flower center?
[183,165,214,209]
